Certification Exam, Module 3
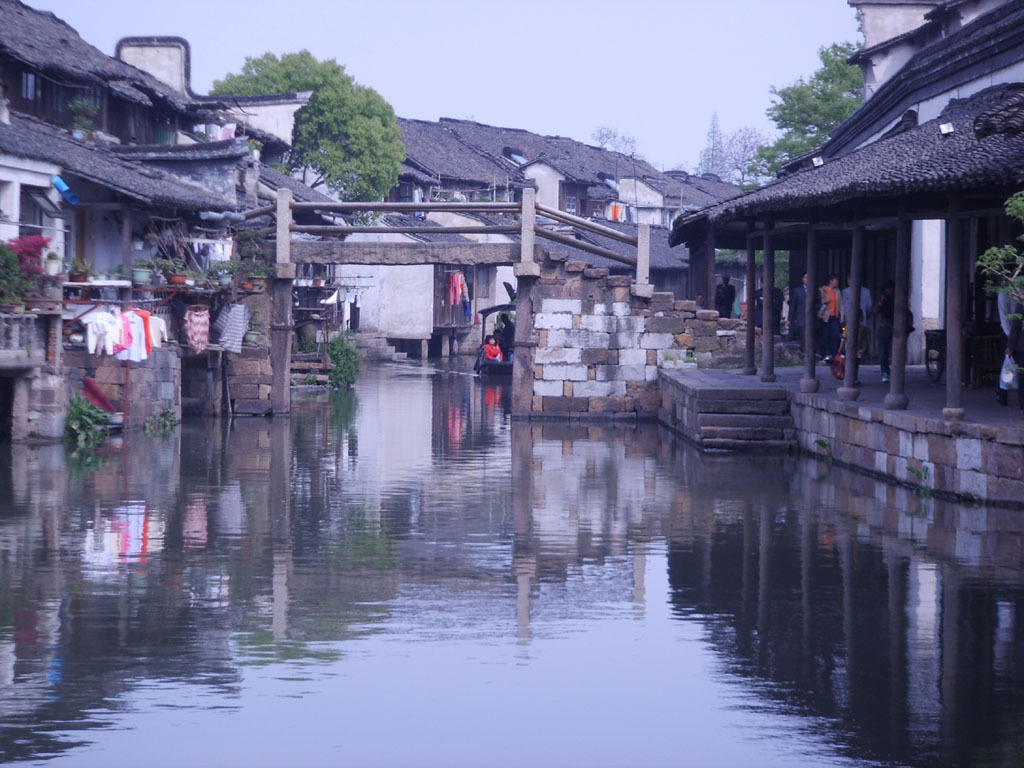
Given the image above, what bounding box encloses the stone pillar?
[886,213,912,410]
[744,229,756,375]
[943,202,965,420]
[839,224,864,401]
[636,223,651,290]
[761,223,776,383]
[511,272,537,416]
[800,226,819,393]
[519,187,539,276]
[271,189,294,415]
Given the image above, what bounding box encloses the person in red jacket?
[483,335,503,362]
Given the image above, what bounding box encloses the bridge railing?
[256,188,651,292]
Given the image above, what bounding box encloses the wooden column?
[800,226,819,392]
[761,222,776,383]
[839,224,864,400]
[886,210,911,410]
[744,228,757,375]
[271,188,294,415]
[120,205,133,309]
[705,226,716,307]
[943,200,965,419]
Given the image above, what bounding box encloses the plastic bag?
[1000,354,1019,391]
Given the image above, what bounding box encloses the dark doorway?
[0,377,13,441]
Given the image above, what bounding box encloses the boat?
[477,359,513,377]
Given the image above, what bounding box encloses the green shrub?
[327,335,361,389]
[65,394,110,447]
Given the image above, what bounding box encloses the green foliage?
[753,42,863,178]
[297,334,318,354]
[908,464,933,497]
[212,50,404,201]
[144,407,179,436]
[0,243,33,303]
[68,96,99,132]
[979,191,1024,308]
[233,229,266,260]
[302,372,319,385]
[65,394,109,447]
[814,438,833,467]
[327,335,362,389]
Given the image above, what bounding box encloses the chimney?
[115,37,193,95]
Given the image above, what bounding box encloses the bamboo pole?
[535,203,638,245]
[534,226,637,267]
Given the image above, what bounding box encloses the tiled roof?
[111,139,249,162]
[0,0,197,113]
[0,111,232,209]
[974,86,1024,137]
[399,118,520,188]
[669,84,1024,245]
[544,221,687,271]
[258,165,335,204]
[380,213,471,244]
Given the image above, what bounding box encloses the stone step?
[701,438,794,452]
[697,413,794,429]
[696,399,790,416]
[693,387,788,401]
[700,426,786,441]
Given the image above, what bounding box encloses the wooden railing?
[257,188,652,290]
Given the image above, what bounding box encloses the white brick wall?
[535,313,573,330]
[542,299,582,314]
[535,347,581,364]
[542,364,588,381]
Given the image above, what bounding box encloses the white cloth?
[82,311,121,356]
[212,304,248,354]
[998,292,1012,336]
[149,315,170,348]
[841,285,872,324]
[115,312,148,362]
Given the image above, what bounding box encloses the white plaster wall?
[0,155,65,255]
[618,178,663,209]
[379,264,434,338]
[118,44,187,94]
[909,219,944,363]
[426,211,515,243]
[91,210,125,274]
[855,3,937,49]
[227,102,305,146]
[524,164,564,210]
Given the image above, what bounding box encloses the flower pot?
[243,330,260,344]
[218,274,233,288]
[45,259,62,276]
[239,281,254,291]
[69,272,88,283]
[132,267,153,285]
[250,277,266,292]
[312,278,323,287]
[167,273,187,285]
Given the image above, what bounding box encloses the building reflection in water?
[0,365,1022,765]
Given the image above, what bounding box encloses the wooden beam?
[291,201,520,213]
[289,225,520,236]
[534,226,637,267]
[289,241,521,266]
[535,203,638,245]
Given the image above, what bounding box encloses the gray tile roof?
[0,0,197,113]
[669,84,1024,245]
[544,221,687,272]
[0,112,232,209]
[380,213,472,244]
[111,140,250,162]
[400,118,520,189]
[258,164,335,204]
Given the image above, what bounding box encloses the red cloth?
[83,376,116,413]
[483,342,503,362]
[132,308,153,355]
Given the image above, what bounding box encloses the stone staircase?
[659,370,796,451]
[352,333,408,362]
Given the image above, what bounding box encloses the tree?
[753,42,863,178]
[980,191,1024,309]
[723,126,768,187]
[696,113,727,178]
[591,125,642,158]
[212,51,404,201]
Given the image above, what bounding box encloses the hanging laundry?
[112,312,133,356]
[184,305,210,355]
[148,315,170,348]
[115,312,147,362]
[82,311,121,355]
[212,304,247,354]
[132,308,154,355]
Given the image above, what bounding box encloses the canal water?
[1,362,1024,767]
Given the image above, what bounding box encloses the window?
[21,72,41,102]
[565,195,577,215]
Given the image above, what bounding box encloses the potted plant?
[44,251,62,276]
[0,243,33,310]
[131,259,156,285]
[68,96,99,140]
[152,257,188,285]
[244,262,269,292]
[69,256,92,282]
[244,308,260,344]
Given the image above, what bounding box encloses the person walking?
[874,280,895,383]
[715,276,736,319]
[1005,299,1024,412]
[818,274,842,362]
[789,273,809,348]
[998,292,1012,405]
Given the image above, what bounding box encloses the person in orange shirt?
[817,274,842,362]
[483,335,503,363]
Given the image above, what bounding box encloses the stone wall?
[791,392,1024,507]
[513,250,795,420]
[226,292,274,415]
[65,347,181,429]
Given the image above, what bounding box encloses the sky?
[34,0,861,171]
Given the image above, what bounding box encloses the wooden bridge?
[253,188,654,414]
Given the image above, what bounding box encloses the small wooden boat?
[477,359,513,377]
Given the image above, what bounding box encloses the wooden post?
[271,188,294,414]
[943,200,965,420]
[800,225,819,392]
[705,226,716,306]
[839,224,864,400]
[886,209,911,410]
[636,223,651,288]
[744,227,756,375]
[761,221,776,383]
[120,205,133,309]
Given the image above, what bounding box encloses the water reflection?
[0,364,1023,766]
